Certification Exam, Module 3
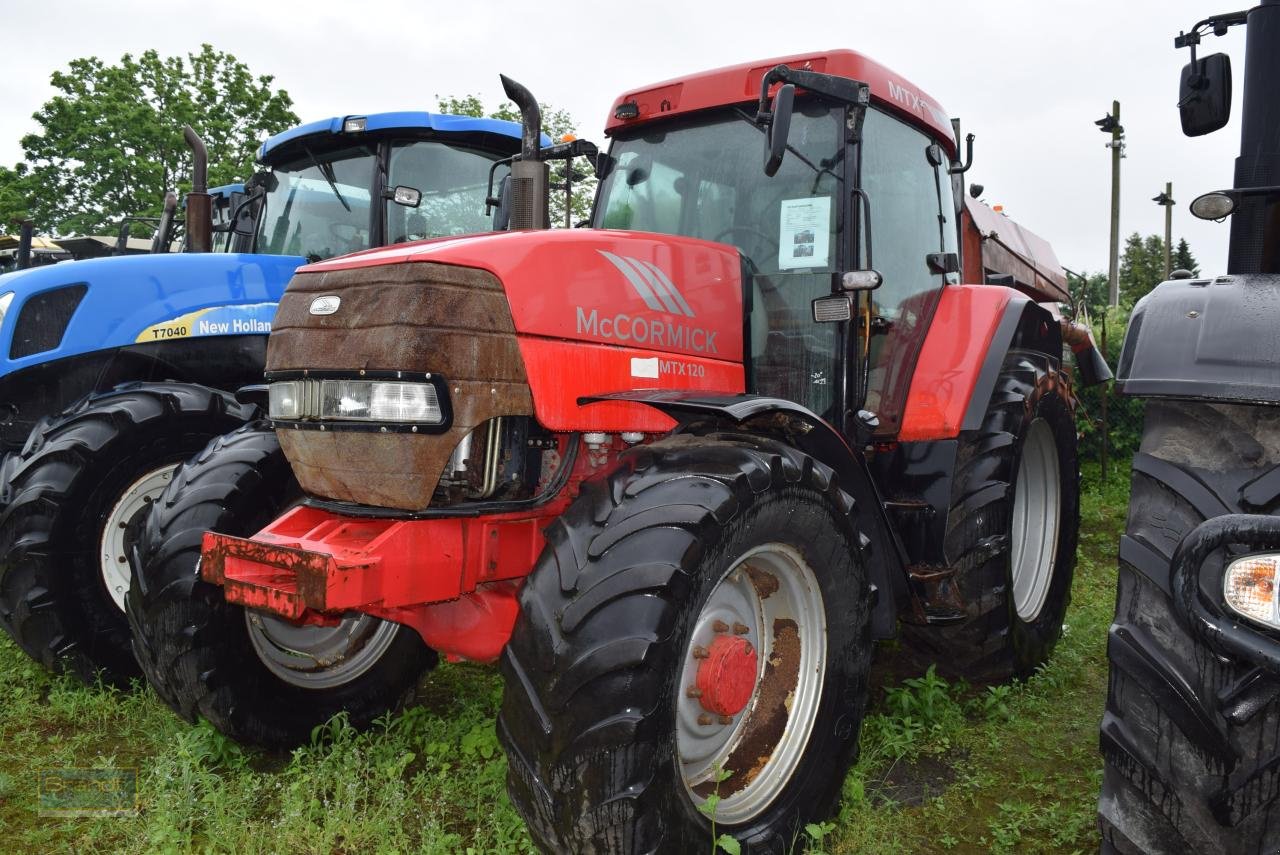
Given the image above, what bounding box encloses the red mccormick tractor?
[131,54,1107,850]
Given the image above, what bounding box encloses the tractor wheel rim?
[1011,417,1061,622]
[676,542,827,825]
[245,609,399,690]
[99,465,175,613]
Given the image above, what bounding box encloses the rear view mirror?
[764,83,795,177]
[492,174,512,231]
[229,192,256,237]
[1180,52,1232,137]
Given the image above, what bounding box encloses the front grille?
[10,284,88,359]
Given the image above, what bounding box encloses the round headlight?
[1190,192,1236,220]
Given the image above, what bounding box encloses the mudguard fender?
[1117,273,1280,404]
[581,390,907,639]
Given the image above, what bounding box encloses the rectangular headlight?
[1224,553,1280,628]
[268,381,302,419]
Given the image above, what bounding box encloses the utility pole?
[1154,183,1175,279]
[1096,102,1124,306]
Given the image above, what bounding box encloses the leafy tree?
[436,94,596,228]
[16,45,297,236]
[1118,232,1166,306]
[0,164,36,231]
[1173,237,1200,276]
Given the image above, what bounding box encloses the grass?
[0,464,1128,853]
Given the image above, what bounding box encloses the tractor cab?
[594,53,963,436]
[247,113,528,263]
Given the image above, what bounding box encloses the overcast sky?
[0,0,1250,276]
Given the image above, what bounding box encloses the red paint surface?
[897,285,1016,442]
[603,49,955,153]
[303,229,743,359]
[201,498,569,662]
[696,636,759,716]
[518,336,744,432]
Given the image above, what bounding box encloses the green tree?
[0,164,36,231]
[1118,231,1166,306]
[436,94,596,228]
[17,45,297,236]
[1173,237,1200,276]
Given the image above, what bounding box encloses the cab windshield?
[594,104,847,418]
[257,144,375,261]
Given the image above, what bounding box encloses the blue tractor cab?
[0,112,527,687]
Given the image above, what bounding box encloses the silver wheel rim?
[1010,418,1062,622]
[99,465,175,612]
[245,609,399,689]
[676,543,826,825]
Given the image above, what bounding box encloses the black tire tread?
[0,381,254,687]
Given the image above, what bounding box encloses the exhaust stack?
[1229,0,1280,273]
[183,125,212,253]
[500,75,550,230]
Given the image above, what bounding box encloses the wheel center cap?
[696,635,758,716]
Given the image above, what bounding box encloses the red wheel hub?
[695,635,758,716]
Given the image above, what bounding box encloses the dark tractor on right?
[1099,3,1280,852]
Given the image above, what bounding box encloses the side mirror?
[229,192,257,237]
[763,83,795,177]
[493,174,512,231]
[1180,52,1232,137]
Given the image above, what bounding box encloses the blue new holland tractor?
[0,111,526,687]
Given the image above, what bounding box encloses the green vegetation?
[0,466,1127,853]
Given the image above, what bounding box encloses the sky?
[0,0,1251,276]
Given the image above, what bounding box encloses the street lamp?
[1153,184,1175,280]
[1097,103,1125,307]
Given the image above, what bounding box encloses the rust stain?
[743,563,780,599]
[711,617,801,799]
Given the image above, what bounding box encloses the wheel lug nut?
[718,715,733,725]
[711,620,729,633]
[692,645,709,659]
[733,622,749,635]
[697,713,713,726]
[686,686,702,698]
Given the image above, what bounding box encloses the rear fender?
[899,286,1062,442]
[581,390,907,640]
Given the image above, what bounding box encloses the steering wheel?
[712,225,779,264]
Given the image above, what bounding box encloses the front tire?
[1098,401,1280,853]
[498,435,873,853]
[0,382,255,688]
[127,421,436,749]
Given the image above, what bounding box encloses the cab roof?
[258,112,531,162]
[605,49,955,154]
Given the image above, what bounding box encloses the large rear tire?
[499,434,873,853]
[0,382,255,688]
[127,421,436,749]
[902,350,1079,682]
[1098,401,1280,853]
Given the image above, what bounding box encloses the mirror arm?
[948,133,976,175]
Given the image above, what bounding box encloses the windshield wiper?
[302,144,351,212]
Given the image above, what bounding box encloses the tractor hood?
[265,229,747,509]
[0,252,303,378]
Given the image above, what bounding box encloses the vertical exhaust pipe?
[16,220,33,270]
[499,75,550,230]
[183,125,212,253]
[1228,0,1280,273]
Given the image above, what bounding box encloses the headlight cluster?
[269,378,443,424]
[0,291,14,327]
